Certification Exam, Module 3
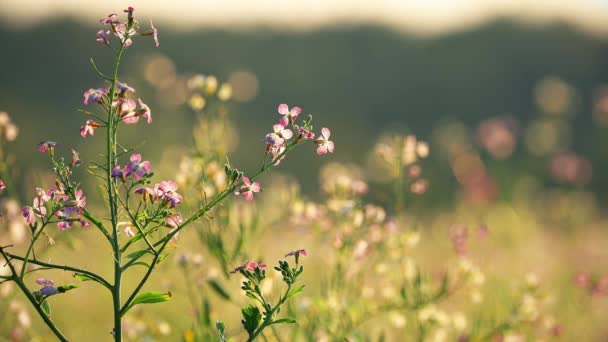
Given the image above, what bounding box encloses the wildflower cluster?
[217,250,307,342]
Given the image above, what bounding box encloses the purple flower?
[123,6,135,13]
[297,127,315,141]
[83,88,107,105]
[80,120,101,138]
[314,128,335,155]
[115,98,138,124]
[111,165,125,179]
[125,153,152,180]
[37,278,58,296]
[22,197,47,224]
[134,186,156,202]
[278,103,302,122]
[73,189,87,209]
[100,13,119,25]
[96,30,110,44]
[150,20,159,47]
[234,177,261,201]
[36,278,54,286]
[57,221,73,231]
[114,23,136,47]
[117,82,136,93]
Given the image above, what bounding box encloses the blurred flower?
[83,88,107,105]
[476,117,517,159]
[230,260,266,274]
[37,141,57,154]
[96,30,110,44]
[0,179,5,193]
[285,249,308,257]
[36,278,57,297]
[150,20,159,47]
[165,212,183,228]
[549,151,592,186]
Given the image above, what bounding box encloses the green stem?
[19,221,49,279]
[106,43,125,342]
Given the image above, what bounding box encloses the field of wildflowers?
[1,5,608,342]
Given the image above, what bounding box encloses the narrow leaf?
[208,279,231,301]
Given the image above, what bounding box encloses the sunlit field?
[2,5,608,342]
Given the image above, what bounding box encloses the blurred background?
[2,0,608,340]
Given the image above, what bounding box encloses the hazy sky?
[2,0,608,35]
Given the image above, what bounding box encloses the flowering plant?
[0,7,332,341]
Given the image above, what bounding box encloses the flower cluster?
[265,104,334,164]
[98,7,158,48]
[134,180,183,208]
[111,153,152,181]
[230,260,267,274]
[35,279,58,297]
[21,185,89,230]
[0,111,19,142]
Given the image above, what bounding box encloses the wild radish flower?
[134,186,156,202]
[36,279,57,297]
[111,165,125,179]
[0,179,5,193]
[297,127,315,141]
[315,128,334,155]
[230,260,267,274]
[117,82,135,93]
[70,148,82,167]
[269,144,286,166]
[123,226,135,238]
[22,198,47,224]
[115,23,137,47]
[285,249,308,257]
[115,98,138,123]
[83,88,107,105]
[125,153,151,180]
[137,99,152,124]
[154,181,183,207]
[234,177,260,201]
[96,30,110,44]
[100,13,119,25]
[37,141,57,154]
[123,6,134,13]
[278,103,302,122]
[265,117,293,146]
[165,213,183,229]
[73,189,87,209]
[80,120,101,138]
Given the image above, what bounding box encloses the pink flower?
[285,249,308,257]
[114,23,136,47]
[115,98,138,124]
[96,30,110,44]
[70,148,81,167]
[265,117,293,146]
[22,206,36,224]
[0,179,5,193]
[269,144,286,166]
[123,6,135,13]
[137,99,152,124]
[150,20,159,47]
[125,153,152,180]
[22,197,47,224]
[165,212,183,229]
[57,221,73,230]
[80,120,101,138]
[83,88,107,105]
[154,181,183,207]
[230,260,267,274]
[37,141,57,154]
[123,226,135,238]
[314,128,335,155]
[73,189,87,208]
[278,103,302,122]
[234,177,261,201]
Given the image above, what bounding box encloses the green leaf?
[208,279,231,301]
[57,285,79,293]
[41,299,51,317]
[241,304,262,336]
[216,321,226,342]
[245,292,258,301]
[271,318,296,325]
[126,249,151,259]
[126,291,172,312]
[124,261,151,269]
[73,273,94,282]
[285,285,305,299]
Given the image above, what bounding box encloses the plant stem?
[106,43,125,342]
